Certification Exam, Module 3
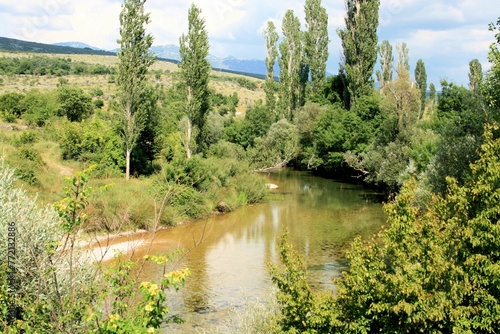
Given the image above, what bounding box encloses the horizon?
[1,0,499,86]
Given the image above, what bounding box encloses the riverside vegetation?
[0,0,500,332]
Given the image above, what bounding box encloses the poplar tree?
[429,83,437,105]
[415,59,427,116]
[179,4,211,158]
[117,0,154,180]
[376,40,393,88]
[263,21,279,120]
[337,0,380,108]
[468,58,483,94]
[278,10,302,121]
[304,0,329,97]
[395,42,410,75]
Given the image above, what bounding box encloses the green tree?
[376,40,394,89]
[131,85,162,175]
[428,81,485,193]
[337,0,380,108]
[263,21,279,119]
[468,58,483,94]
[56,86,93,122]
[336,125,500,333]
[0,93,24,118]
[278,10,302,121]
[414,59,427,117]
[179,4,211,158]
[304,0,329,97]
[429,82,437,105]
[396,42,410,75]
[116,0,154,180]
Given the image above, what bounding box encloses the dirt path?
[40,152,75,176]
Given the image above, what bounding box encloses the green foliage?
[0,93,24,118]
[224,103,274,149]
[344,66,425,191]
[0,162,189,332]
[264,21,279,117]
[428,80,485,193]
[338,0,380,108]
[0,55,114,76]
[278,10,303,121]
[309,104,372,172]
[269,232,340,333]
[57,86,94,122]
[59,119,125,175]
[117,0,155,180]
[376,40,394,89]
[179,3,211,155]
[249,119,300,170]
[12,131,37,147]
[334,125,500,332]
[210,91,238,115]
[415,59,427,115]
[304,0,329,97]
[19,90,59,127]
[131,86,163,176]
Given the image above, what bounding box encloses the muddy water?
[121,169,386,333]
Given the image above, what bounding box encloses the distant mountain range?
[0,37,273,79]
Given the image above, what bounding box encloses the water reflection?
[126,169,385,333]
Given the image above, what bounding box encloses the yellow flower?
[144,303,154,313]
[147,328,155,333]
[148,283,159,296]
[108,313,120,322]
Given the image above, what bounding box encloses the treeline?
[0,55,115,76]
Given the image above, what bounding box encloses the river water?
[122,169,386,333]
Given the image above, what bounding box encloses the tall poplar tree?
[337,0,380,108]
[117,0,154,180]
[429,82,437,105]
[179,4,211,158]
[304,0,329,97]
[376,40,393,88]
[415,59,427,115]
[263,21,279,120]
[396,42,410,75]
[278,10,302,121]
[468,58,483,94]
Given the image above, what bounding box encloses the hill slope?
[0,36,115,56]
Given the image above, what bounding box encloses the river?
[118,169,386,333]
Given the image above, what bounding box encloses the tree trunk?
[186,119,192,159]
[125,148,131,180]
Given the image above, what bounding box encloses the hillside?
[0,36,270,80]
[0,36,115,56]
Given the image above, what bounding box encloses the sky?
[0,0,499,86]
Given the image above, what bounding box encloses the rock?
[216,201,231,213]
[265,183,279,189]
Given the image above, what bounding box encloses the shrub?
[12,131,37,147]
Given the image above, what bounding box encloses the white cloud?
[0,0,498,84]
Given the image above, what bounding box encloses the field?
[0,51,265,115]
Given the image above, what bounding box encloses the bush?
[12,131,37,147]
[57,86,94,122]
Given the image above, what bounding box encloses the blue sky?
[0,0,498,86]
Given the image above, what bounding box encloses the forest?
[1,0,500,332]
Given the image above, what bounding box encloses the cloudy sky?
[0,0,499,86]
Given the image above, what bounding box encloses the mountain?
[53,41,101,50]
[150,44,275,78]
[0,36,115,56]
